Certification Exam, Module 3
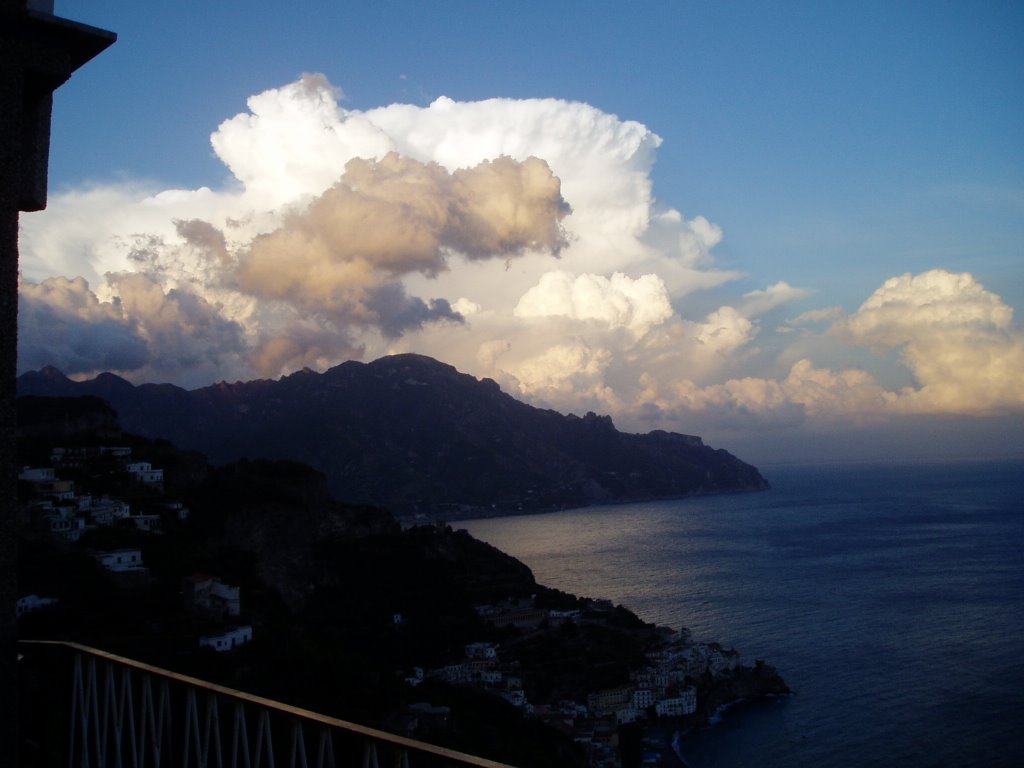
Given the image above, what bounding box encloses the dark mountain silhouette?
[17,354,768,515]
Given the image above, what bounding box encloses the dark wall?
[0,2,114,761]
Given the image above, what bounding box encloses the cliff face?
[16,395,121,441]
[17,354,769,514]
[189,460,401,609]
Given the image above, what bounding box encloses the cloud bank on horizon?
[17,74,1024,444]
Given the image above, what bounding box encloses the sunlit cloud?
[18,276,148,376]
[513,271,672,335]
[836,269,1024,414]
[740,281,810,317]
[691,306,755,355]
[623,270,1024,431]
[236,152,568,312]
[16,75,1024,442]
[18,274,247,387]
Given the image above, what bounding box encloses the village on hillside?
[17,446,254,656]
[16,438,785,768]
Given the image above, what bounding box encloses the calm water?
[463,461,1024,768]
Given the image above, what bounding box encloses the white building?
[501,689,527,708]
[707,646,740,675]
[128,513,161,533]
[19,467,55,482]
[615,706,640,725]
[44,508,86,542]
[665,668,688,685]
[126,462,164,485]
[16,594,58,618]
[90,498,130,525]
[404,667,424,687]
[548,608,582,625]
[559,700,589,718]
[27,477,75,500]
[631,668,661,689]
[199,625,253,652]
[647,644,689,669]
[440,663,471,684]
[184,575,241,617]
[683,644,710,675]
[164,501,189,520]
[464,642,498,660]
[209,580,241,615]
[479,669,503,686]
[633,689,655,709]
[93,549,144,572]
[655,687,697,717]
[587,685,634,715]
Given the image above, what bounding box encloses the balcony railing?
[18,641,516,768]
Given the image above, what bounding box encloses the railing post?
[253,709,275,768]
[315,728,334,768]
[204,693,224,768]
[99,660,128,768]
[232,701,251,768]
[141,673,173,767]
[99,662,112,768]
[158,678,174,768]
[87,656,101,768]
[68,652,85,768]
[362,741,379,768]
[140,675,153,766]
[184,688,201,768]
[119,667,139,768]
[288,720,308,768]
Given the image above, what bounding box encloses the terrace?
[19,641,516,768]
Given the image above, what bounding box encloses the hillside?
[17,354,768,516]
[15,400,786,768]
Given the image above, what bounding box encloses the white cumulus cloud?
[740,281,810,317]
[16,75,1024,447]
[514,271,672,335]
[836,269,1024,414]
[211,74,393,210]
[19,73,732,387]
[692,306,756,355]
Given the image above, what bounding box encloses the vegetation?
[15,395,786,768]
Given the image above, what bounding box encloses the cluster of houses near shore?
[404,595,740,768]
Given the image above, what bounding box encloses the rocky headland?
[17,353,769,517]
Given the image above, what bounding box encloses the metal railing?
[18,641,516,768]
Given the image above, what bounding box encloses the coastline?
[464,462,1024,766]
[641,671,791,767]
[404,483,772,526]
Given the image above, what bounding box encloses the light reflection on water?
[463,462,1024,768]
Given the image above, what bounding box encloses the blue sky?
[50,1,1023,301]
[20,1,1024,462]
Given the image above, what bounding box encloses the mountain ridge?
[17,354,769,516]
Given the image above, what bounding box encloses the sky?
[17,1,1024,465]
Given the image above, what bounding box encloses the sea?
[462,460,1024,768]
